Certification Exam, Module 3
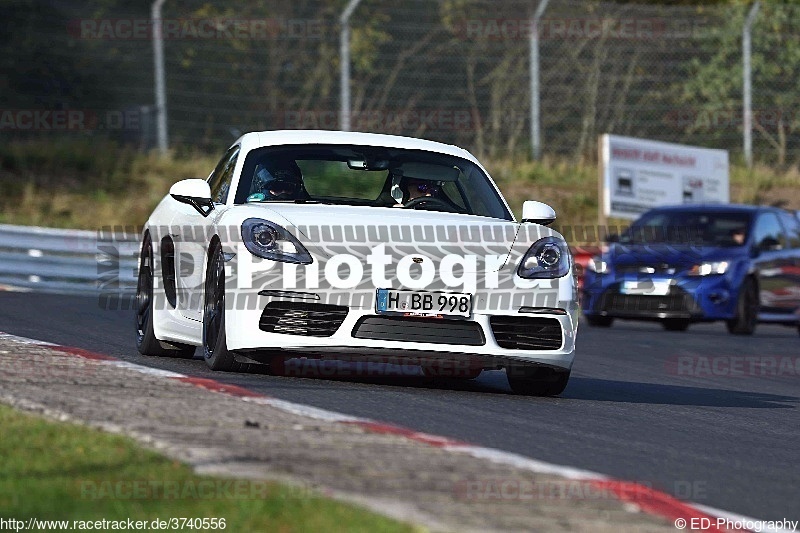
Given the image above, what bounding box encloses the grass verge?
[0,403,414,532]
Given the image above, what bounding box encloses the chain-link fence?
[2,1,799,164]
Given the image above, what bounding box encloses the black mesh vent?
[259,301,349,337]
[489,316,563,350]
[352,316,485,346]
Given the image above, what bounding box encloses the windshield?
[233,144,512,221]
[620,210,753,247]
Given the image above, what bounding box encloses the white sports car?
[135,130,579,395]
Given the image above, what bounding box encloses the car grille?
[616,263,682,275]
[599,287,701,315]
[489,316,563,350]
[351,316,485,346]
[259,301,349,337]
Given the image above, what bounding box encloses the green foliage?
[677,3,800,165]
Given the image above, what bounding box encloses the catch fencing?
[3,1,800,164]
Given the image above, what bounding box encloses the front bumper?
[582,273,739,321]
[225,296,578,371]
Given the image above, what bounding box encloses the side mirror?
[170,179,214,217]
[758,236,782,252]
[521,200,556,226]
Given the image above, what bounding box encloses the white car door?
[173,145,240,322]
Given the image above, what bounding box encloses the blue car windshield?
[621,211,753,247]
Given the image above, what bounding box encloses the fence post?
[339,0,363,132]
[529,0,550,160]
[742,1,760,168]
[152,0,168,154]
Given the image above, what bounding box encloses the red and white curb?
[0,331,789,533]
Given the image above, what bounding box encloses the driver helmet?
[401,176,440,202]
[253,160,304,200]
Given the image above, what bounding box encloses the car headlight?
[241,218,312,264]
[587,256,609,274]
[687,261,728,276]
[517,237,571,279]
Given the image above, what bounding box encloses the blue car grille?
[598,287,702,316]
[615,263,684,275]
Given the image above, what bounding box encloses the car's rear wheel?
[506,364,570,396]
[135,235,195,358]
[726,278,758,335]
[662,319,690,332]
[585,315,613,327]
[202,241,247,372]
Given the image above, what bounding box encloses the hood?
[607,242,747,269]
[243,203,528,273]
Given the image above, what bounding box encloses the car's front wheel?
[202,241,247,372]
[506,364,570,396]
[726,278,758,335]
[135,235,195,358]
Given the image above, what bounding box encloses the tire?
[585,315,613,327]
[662,319,690,332]
[202,241,247,372]
[135,235,195,358]
[506,364,570,396]
[726,278,758,335]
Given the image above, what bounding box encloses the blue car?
[582,204,800,334]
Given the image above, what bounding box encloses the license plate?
[620,280,671,296]
[376,289,472,318]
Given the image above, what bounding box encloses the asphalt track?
[1,291,798,522]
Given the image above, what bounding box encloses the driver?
[405,177,440,201]
[249,159,306,201]
[730,226,747,246]
[392,177,441,207]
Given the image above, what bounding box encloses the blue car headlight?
[241,218,312,264]
[517,236,571,279]
[586,256,609,274]
[687,261,729,276]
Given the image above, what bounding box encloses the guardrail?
[0,223,601,296]
[0,224,139,294]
